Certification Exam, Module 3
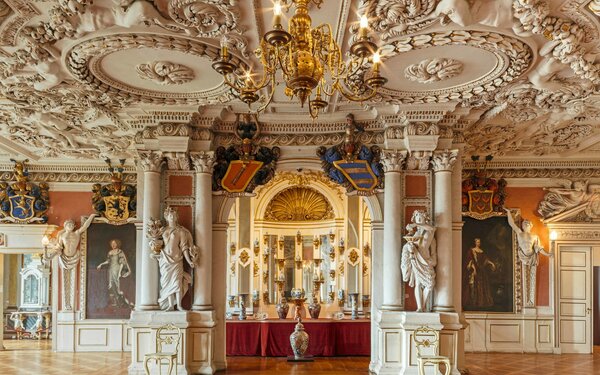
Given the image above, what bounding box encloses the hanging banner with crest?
[462,155,507,220]
[92,159,136,224]
[0,159,49,224]
[317,114,383,195]
[213,113,280,195]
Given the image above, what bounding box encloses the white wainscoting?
[464,312,554,353]
[56,314,131,352]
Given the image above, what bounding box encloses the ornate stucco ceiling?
[0,0,599,163]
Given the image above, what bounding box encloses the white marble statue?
[45,214,97,311]
[432,0,514,28]
[504,208,553,308]
[97,238,134,308]
[151,206,198,311]
[401,210,437,312]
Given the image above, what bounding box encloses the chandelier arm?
[255,73,278,114]
[222,73,242,90]
[320,79,336,97]
[275,47,292,77]
[335,81,378,102]
[308,99,320,119]
[345,57,368,79]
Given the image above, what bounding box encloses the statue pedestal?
[128,310,216,375]
[371,310,465,375]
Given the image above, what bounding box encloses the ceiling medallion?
[136,61,195,85]
[211,0,387,118]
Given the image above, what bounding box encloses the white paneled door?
[558,245,592,353]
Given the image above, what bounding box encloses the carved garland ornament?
[376,31,533,104]
[264,187,334,222]
[356,0,438,40]
[404,58,463,83]
[164,0,241,38]
[513,0,600,84]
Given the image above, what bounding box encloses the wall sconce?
[550,230,558,254]
[263,232,269,245]
[253,239,260,256]
[313,235,320,248]
[230,242,237,256]
[295,254,303,270]
[338,238,345,255]
[329,246,335,261]
[296,231,302,245]
[278,235,284,250]
[329,230,335,243]
[263,248,270,263]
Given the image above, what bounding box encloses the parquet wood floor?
[0,340,599,374]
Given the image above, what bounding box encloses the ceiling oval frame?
[64,32,247,105]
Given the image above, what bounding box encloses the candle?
[273,1,282,28]
[372,52,381,75]
[359,15,368,39]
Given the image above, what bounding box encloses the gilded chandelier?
[212,0,387,119]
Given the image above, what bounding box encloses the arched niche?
[253,170,346,222]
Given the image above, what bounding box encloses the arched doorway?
[211,167,383,368]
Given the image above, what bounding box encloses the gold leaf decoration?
[239,249,250,265]
[348,248,359,266]
[264,187,334,221]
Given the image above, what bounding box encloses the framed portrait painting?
[462,216,519,313]
[80,221,136,319]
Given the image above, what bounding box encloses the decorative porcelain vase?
[238,302,246,321]
[289,320,309,359]
[308,299,321,319]
[276,299,289,319]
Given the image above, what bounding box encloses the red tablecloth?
[226,319,370,357]
[226,321,262,356]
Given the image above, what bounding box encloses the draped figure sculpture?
[97,239,134,308]
[45,213,97,311]
[504,208,553,307]
[401,210,437,312]
[537,180,590,218]
[150,206,198,311]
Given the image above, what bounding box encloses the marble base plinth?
[128,310,216,375]
[370,310,465,375]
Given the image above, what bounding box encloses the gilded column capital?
[137,151,165,173]
[190,151,216,174]
[380,150,407,173]
[431,150,458,172]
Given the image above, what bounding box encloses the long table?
[226,319,370,357]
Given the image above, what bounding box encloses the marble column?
[431,150,458,312]
[137,151,164,310]
[191,151,216,310]
[380,150,406,310]
[212,221,229,371]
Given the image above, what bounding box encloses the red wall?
[504,187,550,306]
[47,192,94,228]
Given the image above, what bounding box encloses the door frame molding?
[546,222,600,354]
